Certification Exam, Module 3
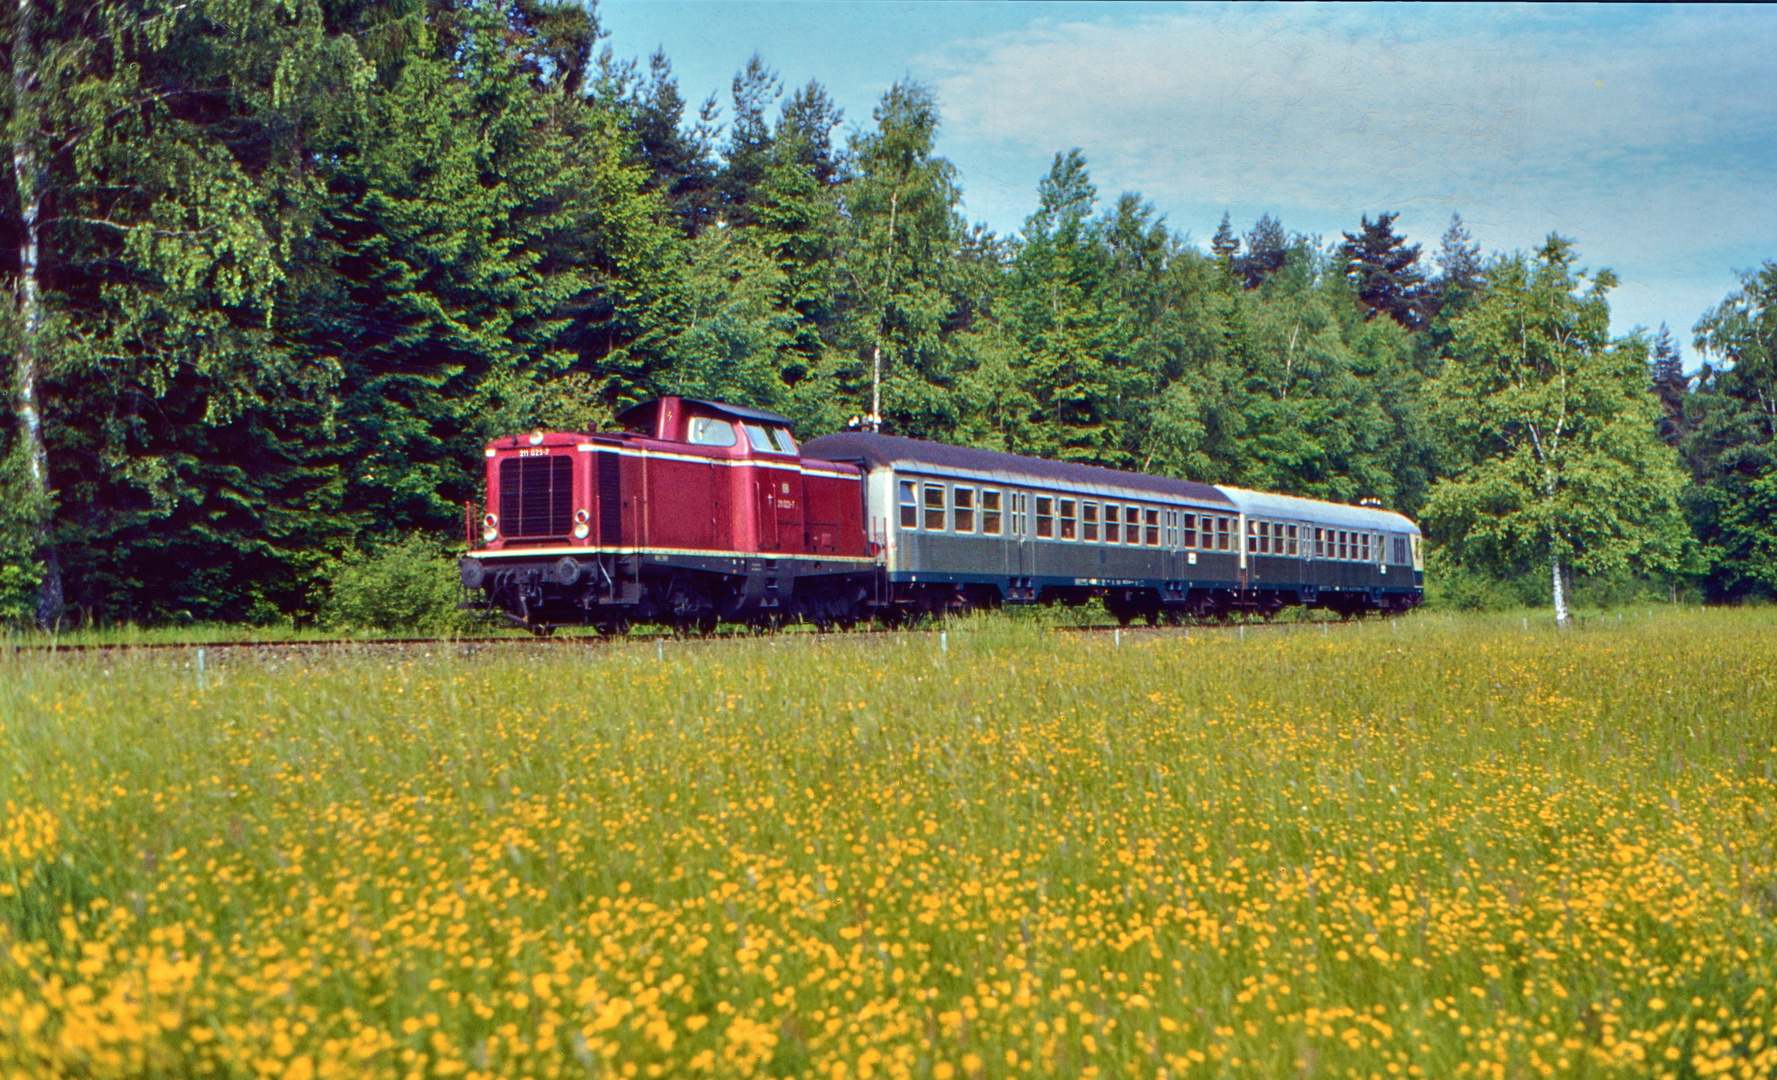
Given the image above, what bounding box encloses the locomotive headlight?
[528,430,545,446]
[482,513,499,542]
[573,523,590,540]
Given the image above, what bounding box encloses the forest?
[2,0,1773,629]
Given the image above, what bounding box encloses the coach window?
[1145,509,1160,546]
[1342,530,1353,560]
[687,417,738,447]
[1059,499,1077,540]
[1104,503,1120,543]
[1286,523,1299,556]
[1183,513,1197,549]
[1035,496,1055,538]
[1216,516,1230,551]
[1260,520,1273,554]
[954,487,976,533]
[899,481,917,529]
[1393,536,1407,565]
[1126,506,1143,546]
[1083,502,1100,542]
[923,484,946,531]
[981,490,1003,536]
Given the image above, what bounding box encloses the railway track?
[2,616,1368,656]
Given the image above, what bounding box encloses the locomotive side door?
[753,465,780,551]
[769,468,803,553]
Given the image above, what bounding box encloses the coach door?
[1298,520,1313,585]
[1009,491,1031,577]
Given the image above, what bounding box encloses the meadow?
[1,611,1773,1079]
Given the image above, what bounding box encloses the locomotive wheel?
[528,624,556,638]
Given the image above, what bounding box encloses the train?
[458,395,1424,633]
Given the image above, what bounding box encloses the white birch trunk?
[1550,548,1570,627]
[9,0,65,628]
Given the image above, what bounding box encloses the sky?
[599,2,1777,360]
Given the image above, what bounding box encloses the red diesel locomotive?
[459,395,1426,632]
[460,397,879,632]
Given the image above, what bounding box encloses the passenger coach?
[1217,488,1424,618]
[801,433,1242,624]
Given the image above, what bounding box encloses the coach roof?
[801,431,1235,508]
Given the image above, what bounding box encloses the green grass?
[1,609,1773,1079]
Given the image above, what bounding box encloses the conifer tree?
[1237,213,1287,290]
[1340,212,1429,329]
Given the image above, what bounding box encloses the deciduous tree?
[1423,236,1687,624]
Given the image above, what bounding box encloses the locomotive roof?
[800,432,1236,508]
[615,397,794,430]
[1217,486,1421,534]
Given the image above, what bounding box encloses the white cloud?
[921,5,1777,341]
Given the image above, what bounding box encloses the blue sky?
[600,2,1777,358]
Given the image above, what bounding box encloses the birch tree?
[3,0,62,626]
[1422,236,1686,624]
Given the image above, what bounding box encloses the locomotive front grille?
[499,455,574,538]
[597,450,622,546]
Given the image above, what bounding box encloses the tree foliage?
[1421,237,1687,621]
[0,19,1759,625]
[1684,262,1777,600]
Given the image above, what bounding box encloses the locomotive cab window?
[1035,496,1054,538]
[1083,502,1100,542]
[687,417,737,447]
[953,487,976,533]
[899,481,917,529]
[743,423,783,454]
[924,484,946,531]
[771,426,797,453]
[1060,499,1077,540]
[981,490,1003,535]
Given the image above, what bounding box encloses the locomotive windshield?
[743,424,798,454]
[687,416,737,446]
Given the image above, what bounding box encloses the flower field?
[2,611,1775,1079]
